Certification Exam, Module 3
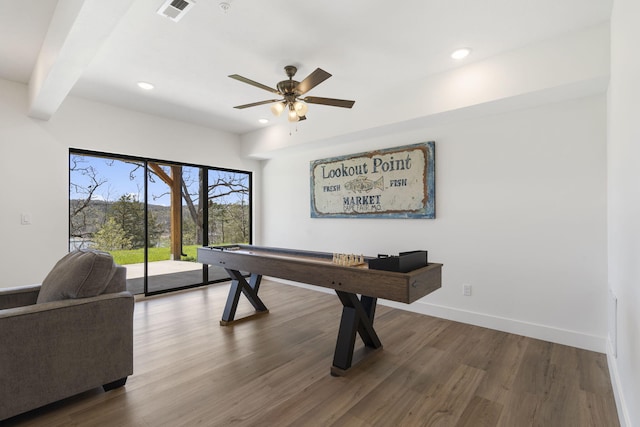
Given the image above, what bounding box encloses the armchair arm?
[0,291,134,421]
[0,284,41,310]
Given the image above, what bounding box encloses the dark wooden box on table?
[368,250,428,273]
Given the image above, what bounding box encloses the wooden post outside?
[170,165,182,260]
[148,162,183,261]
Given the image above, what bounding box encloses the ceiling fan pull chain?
[289,122,300,136]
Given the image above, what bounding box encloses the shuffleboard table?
[197,244,442,376]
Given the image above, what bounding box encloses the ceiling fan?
[228,65,355,122]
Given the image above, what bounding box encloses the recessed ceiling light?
[137,81,154,90]
[258,118,269,124]
[451,48,471,60]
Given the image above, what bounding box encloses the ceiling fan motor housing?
[277,80,301,98]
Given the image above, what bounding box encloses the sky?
[70,155,170,205]
[69,154,247,206]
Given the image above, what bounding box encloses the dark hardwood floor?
[4,280,619,426]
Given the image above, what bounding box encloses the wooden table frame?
[198,245,442,376]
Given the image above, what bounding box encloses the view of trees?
[69,154,250,258]
[91,194,162,250]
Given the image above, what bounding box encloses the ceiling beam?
[28,0,135,121]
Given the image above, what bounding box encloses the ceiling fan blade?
[229,74,281,95]
[303,96,355,109]
[233,99,283,109]
[295,68,332,95]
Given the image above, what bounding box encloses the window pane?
[207,170,250,245]
[205,169,250,282]
[69,154,145,294]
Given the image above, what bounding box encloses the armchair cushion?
[36,250,117,304]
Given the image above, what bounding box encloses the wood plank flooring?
[4,280,620,426]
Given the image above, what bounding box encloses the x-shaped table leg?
[331,291,383,376]
[220,269,268,325]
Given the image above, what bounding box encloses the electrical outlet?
[463,284,472,296]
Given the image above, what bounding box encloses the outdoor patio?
[124,260,230,294]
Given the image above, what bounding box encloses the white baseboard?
[271,278,606,353]
[607,339,631,427]
[381,299,606,353]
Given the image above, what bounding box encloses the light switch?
[463,283,472,296]
[21,213,32,225]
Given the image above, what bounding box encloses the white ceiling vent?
[156,0,195,22]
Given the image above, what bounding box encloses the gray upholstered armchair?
[0,250,134,421]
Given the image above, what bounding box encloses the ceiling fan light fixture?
[270,102,285,116]
[288,108,299,122]
[293,101,308,117]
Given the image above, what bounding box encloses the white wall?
[261,95,607,352]
[607,0,640,424]
[0,78,261,287]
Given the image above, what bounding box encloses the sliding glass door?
[69,150,252,296]
[205,168,251,282]
[146,162,204,293]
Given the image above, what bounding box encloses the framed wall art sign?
[310,141,435,218]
